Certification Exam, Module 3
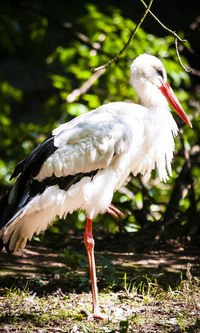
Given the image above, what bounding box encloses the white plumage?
[0,53,191,318]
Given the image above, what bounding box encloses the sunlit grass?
[0,265,199,332]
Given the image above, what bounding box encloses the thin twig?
[179,130,196,212]
[188,67,200,77]
[138,0,187,43]
[67,68,105,103]
[139,0,194,73]
[175,38,192,73]
[91,0,154,73]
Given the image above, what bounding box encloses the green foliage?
[60,247,117,289]
[30,17,48,42]
[60,248,88,271]
[0,3,199,240]
[96,253,118,289]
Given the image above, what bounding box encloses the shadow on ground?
[0,232,199,296]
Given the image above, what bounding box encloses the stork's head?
[130,54,192,128]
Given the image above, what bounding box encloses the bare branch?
[67,69,105,103]
[175,38,192,73]
[91,0,154,73]
[138,0,187,43]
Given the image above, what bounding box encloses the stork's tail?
[0,208,25,252]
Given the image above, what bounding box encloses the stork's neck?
[133,80,168,110]
[138,81,179,137]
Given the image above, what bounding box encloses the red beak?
[159,82,192,128]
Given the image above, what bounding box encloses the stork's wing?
[36,106,133,181]
[10,136,57,180]
[0,104,132,230]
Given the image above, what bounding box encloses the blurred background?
[0,0,200,252]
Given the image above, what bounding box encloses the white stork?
[0,54,191,319]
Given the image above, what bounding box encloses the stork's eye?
[156,69,164,79]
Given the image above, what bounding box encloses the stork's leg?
[84,217,104,319]
[107,203,124,218]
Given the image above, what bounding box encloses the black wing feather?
[10,135,57,180]
[0,135,57,230]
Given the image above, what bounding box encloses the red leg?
[107,203,124,218]
[84,217,105,319]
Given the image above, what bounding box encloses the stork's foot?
[107,203,124,218]
[81,309,107,320]
[92,312,107,320]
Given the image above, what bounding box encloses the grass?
[0,264,199,332]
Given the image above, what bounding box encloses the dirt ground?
[0,232,199,332]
